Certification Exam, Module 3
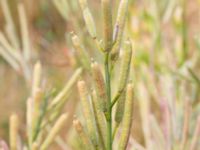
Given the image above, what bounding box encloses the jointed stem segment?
[104,52,112,150]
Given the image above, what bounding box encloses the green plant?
[0,0,32,82]
[8,62,82,150]
[3,0,200,150]
[125,0,200,150]
[70,0,133,150]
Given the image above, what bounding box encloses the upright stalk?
[104,52,112,150]
[181,0,188,63]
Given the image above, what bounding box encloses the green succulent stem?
[104,52,112,150]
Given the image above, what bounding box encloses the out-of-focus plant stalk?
[32,89,43,136]
[79,0,97,39]
[31,143,39,150]
[138,82,152,149]
[52,0,69,20]
[9,114,19,150]
[181,0,188,63]
[149,115,165,150]
[180,100,191,150]
[0,0,19,49]
[49,68,82,108]
[18,3,31,61]
[0,32,21,63]
[40,114,68,150]
[32,62,42,96]
[0,1,32,83]
[0,46,19,71]
[27,97,33,146]
[189,116,200,150]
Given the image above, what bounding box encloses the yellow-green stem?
[104,52,112,150]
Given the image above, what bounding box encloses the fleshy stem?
[104,52,112,150]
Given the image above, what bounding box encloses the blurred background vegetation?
[0,0,200,149]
